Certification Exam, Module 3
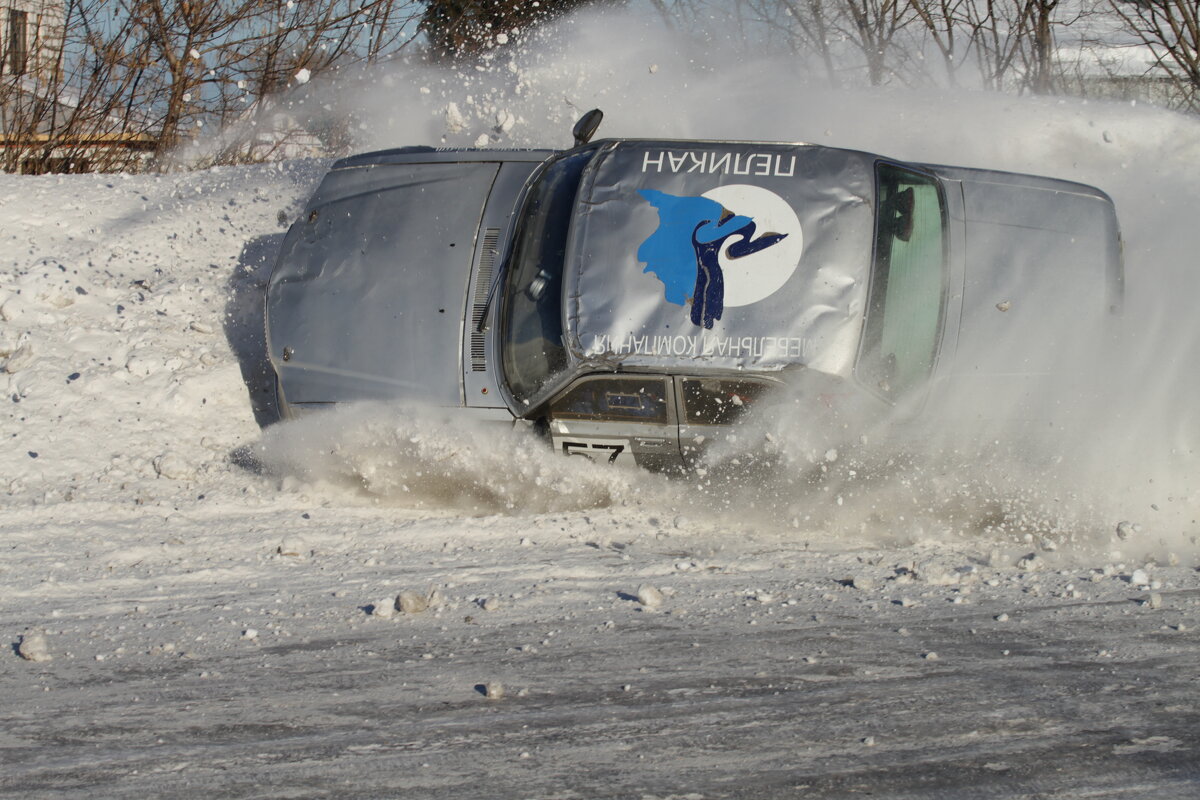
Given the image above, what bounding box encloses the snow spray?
[249,7,1200,562]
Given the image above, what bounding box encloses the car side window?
[859,163,948,398]
[680,378,775,425]
[550,377,669,424]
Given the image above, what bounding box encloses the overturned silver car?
[266,113,1123,470]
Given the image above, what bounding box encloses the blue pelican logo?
[637,189,790,329]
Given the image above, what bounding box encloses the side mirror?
[572,108,603,147]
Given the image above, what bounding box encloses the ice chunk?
[445,102,467,133]
[3,341,35,373]
[17,631,51,662]
[396,591,429,614]
[0,296,29,323]
[153,453,193,481]
[1116,521,1140,540]
[636,584,664,608]
[277,535,307,557]
[1017,553,1041,571]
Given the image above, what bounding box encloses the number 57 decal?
[560,439,630,464]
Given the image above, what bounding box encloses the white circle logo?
[700,184,804,308]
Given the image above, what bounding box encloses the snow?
[635,583,665,608]
[16,630,51,662]
[396,589,430,614]
[3,10,1200,797]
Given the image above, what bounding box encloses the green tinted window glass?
[859,164,947,398]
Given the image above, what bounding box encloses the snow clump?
[396,590,429,614]
[17,631,51,662]
[636,584,664,608]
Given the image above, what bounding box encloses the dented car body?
[265,133,1122,470]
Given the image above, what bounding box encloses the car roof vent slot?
[470,228,501,372]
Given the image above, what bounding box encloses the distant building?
[1,0,156,173]
[2,0,61,80]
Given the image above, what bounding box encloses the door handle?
[635,437,668,448]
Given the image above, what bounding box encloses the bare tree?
[3,0,426,173]
[4,0,1190,174]
[827,0,920,85]
[421,0,616,63]
[1109,0,1200,110]
[204,1,423,165]
[907,0,975,85]
[124,0,267,161]
[677,0,914,87]
[777,0,845,86]
[956,0,1020,90]
[951,0,1074,93]
[1,0,161,173]
[725,0,919,86]
[1021,0,1062,93]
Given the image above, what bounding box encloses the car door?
[545,375,683,471]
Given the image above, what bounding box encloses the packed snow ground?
[4,15,1200,797]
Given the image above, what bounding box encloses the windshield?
[857,163,947,399]
[502,149,594,407]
